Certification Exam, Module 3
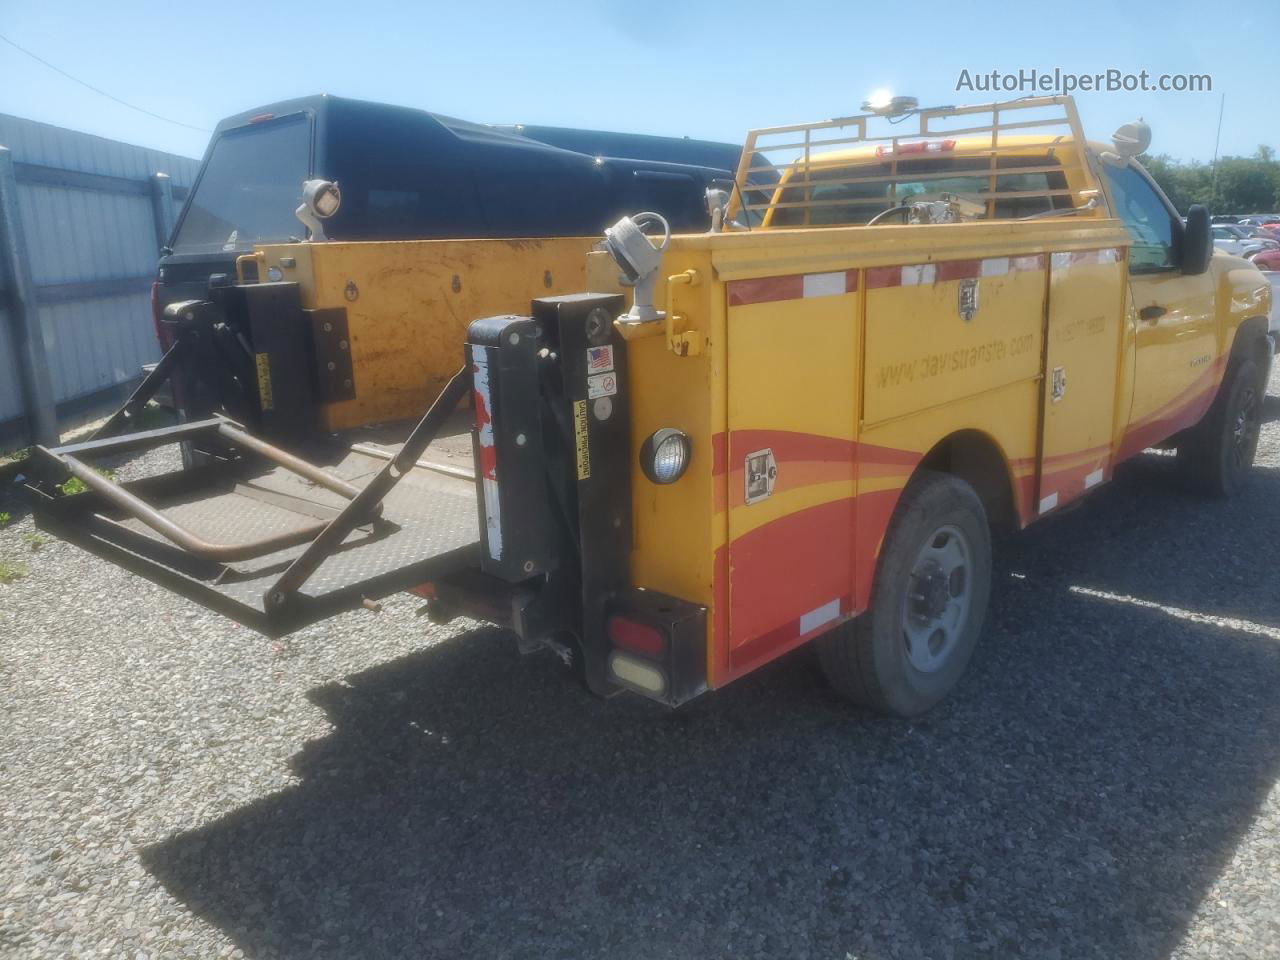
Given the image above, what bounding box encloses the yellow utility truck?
[28,97,1274,716]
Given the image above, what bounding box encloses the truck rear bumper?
[422,576,709,707]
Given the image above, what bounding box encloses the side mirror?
[1182,205,1213,275]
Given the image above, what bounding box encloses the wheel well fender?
[915,429,1020,533]
[1227,316,1271,367]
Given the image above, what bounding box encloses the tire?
[1177,355,1264,498]
[816,470,992,717]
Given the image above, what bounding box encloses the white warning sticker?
[587,371,618,399]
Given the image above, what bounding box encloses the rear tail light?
[603,592,707,706]
[607,616,670,696]
[875,139,956,159]
[608,616,666,656]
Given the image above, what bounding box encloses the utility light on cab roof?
[1111,119,1152,157]
[862,91,919,117]
[295,179,341,242]
[1100,119,1153,167]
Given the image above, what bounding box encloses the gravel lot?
[4,371,1280,960]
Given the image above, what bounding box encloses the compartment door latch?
[744,448,777,504]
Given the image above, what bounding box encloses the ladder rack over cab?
[27,97,1271,717]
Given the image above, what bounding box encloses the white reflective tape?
[1039,492,1059,513]
[1084,468,1104,489]
[799,598,841,635]
[901,264,936,286]
[981,257,1010,277]
[472,348,496,466]
[483,477,503,560]
[1050,252,1073,270]
[802,271,846,298]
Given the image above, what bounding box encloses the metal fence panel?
[39,292,155,404]
[0,305,19,427]
[0,113,200,448]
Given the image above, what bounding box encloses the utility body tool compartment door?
[1036,249,1127,515]
[723,270,860,673]
[861,257,1045,426]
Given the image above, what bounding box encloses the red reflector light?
[876,138,956,159]
[248,113,275,125]
[608,616,666,657]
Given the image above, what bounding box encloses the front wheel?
[1177,355,1264,498]
[816,471,992,717]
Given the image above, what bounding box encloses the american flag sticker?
[587,345,614,373]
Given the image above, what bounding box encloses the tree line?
[1139,146,1280,215]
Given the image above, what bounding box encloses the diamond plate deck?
[39,438,482,636]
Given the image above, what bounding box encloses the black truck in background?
[155,94,762,344]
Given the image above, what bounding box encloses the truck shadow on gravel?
[141,454,1280,960]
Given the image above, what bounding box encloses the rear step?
[25,367,480,637]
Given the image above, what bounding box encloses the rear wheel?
[1177,355,1264,498]
[817,471,992,717]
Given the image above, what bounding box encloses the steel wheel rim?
[901,523,973,673]
[1232,385,1260,470]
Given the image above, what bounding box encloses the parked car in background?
[1212,225,1268,257]
[1250,248,1280,271]
[1261,265,1280,340]
[1245,249,1280,340]
[1272,275,1280,340]
[1219,223,1280,249]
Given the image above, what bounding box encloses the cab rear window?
[771,154,1070,226]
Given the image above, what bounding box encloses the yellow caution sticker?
[255,353,274,411]
[573,399,591,480]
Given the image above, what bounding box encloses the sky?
[0,0,1275,165]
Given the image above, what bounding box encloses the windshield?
[172,114,311,253]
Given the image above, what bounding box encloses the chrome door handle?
[1140,305,1167,323]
